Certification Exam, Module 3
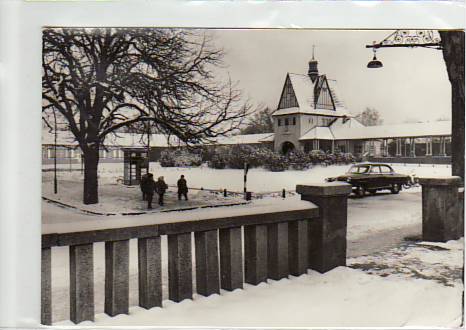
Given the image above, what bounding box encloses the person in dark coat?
[177,175,189,201]
[140,173,156,209]
[155,176,168,206]
[140,173,148,201]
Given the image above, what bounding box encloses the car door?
[379,165,394,187]
[368,165,383,189]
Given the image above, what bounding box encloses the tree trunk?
[439,30,465,181]
[83,146,99,204]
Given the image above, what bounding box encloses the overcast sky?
[209,29,451,125]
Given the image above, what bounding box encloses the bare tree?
[439,30,464,180]
[240,105,274,134]
[42,28,249,204]
[355,107,383,126]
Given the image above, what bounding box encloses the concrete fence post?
[419,177,463,242]
[296,182,352,273]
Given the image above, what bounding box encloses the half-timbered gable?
[278,74,299,109]
[314,75,336,111]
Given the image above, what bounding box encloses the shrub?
[264,153,288,172]
[308,150,327,164]
[287,150,310,170]
[160,149,175,167]
[209,152,228,169]
[159,149,202,167]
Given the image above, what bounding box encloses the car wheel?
[391,184,401,194]
[355,186,366,198]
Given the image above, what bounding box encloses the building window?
[285,118,289,126]
[278,119,282,126]
[292,117,296,125]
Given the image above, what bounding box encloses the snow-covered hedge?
[161,146,356,170]
[160,149,202,167]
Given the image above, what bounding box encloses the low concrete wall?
[419,177,463,242]
[41,183,351,325]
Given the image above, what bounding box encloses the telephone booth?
[122,148,149,185]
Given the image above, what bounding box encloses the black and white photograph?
[40,27,464,327]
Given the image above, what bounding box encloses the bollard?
[419,177,462,242]
[224,189,227,197]
[245,191,252,201]
[282,189,286,198]
[296,182,352,273]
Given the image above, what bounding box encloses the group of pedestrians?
[140,173,189,209]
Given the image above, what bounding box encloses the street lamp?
[367,47,383,69]
[366,30,442,69]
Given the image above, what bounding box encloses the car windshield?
[347,165,370,174]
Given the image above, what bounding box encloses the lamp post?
[53,109,58,194]
[365,29,464,181]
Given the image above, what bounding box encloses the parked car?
[326,163,410,197]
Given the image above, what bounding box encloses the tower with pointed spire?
[308,45,319,82]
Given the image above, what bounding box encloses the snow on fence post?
[419,177,463,242]
[296,182,352,273]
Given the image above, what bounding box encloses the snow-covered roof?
[299,126,334,141]
[273,73,350,117]
[42,130,274,148]
[331,120,452,140]
[298,119,451,141]
[41,129,78,146]
[42,130,182,147]
[258,133,275,142]
[212,133,275,145]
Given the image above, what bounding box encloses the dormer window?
[292,117,296,125]
[278,118,282,126]
[285,118,289,126]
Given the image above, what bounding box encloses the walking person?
[155,176,168,206]
[177,175,189,201]
[140,173,148,201]
[140,173,156,209]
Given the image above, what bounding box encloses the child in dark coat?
[155,176,168,206]
[177,175,189,201]
[140,173,156,209]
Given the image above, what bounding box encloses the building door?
[281,141,295,154]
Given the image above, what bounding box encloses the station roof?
[273,73,350,117]
[42,130,274,148]
[299,119,452,141]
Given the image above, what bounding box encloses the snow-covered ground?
[43,162,462,326]
[43,162,451,193]
[54,239,463,328]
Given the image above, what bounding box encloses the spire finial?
[312,45,315,60]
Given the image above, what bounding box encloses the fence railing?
[41,182,352,325]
